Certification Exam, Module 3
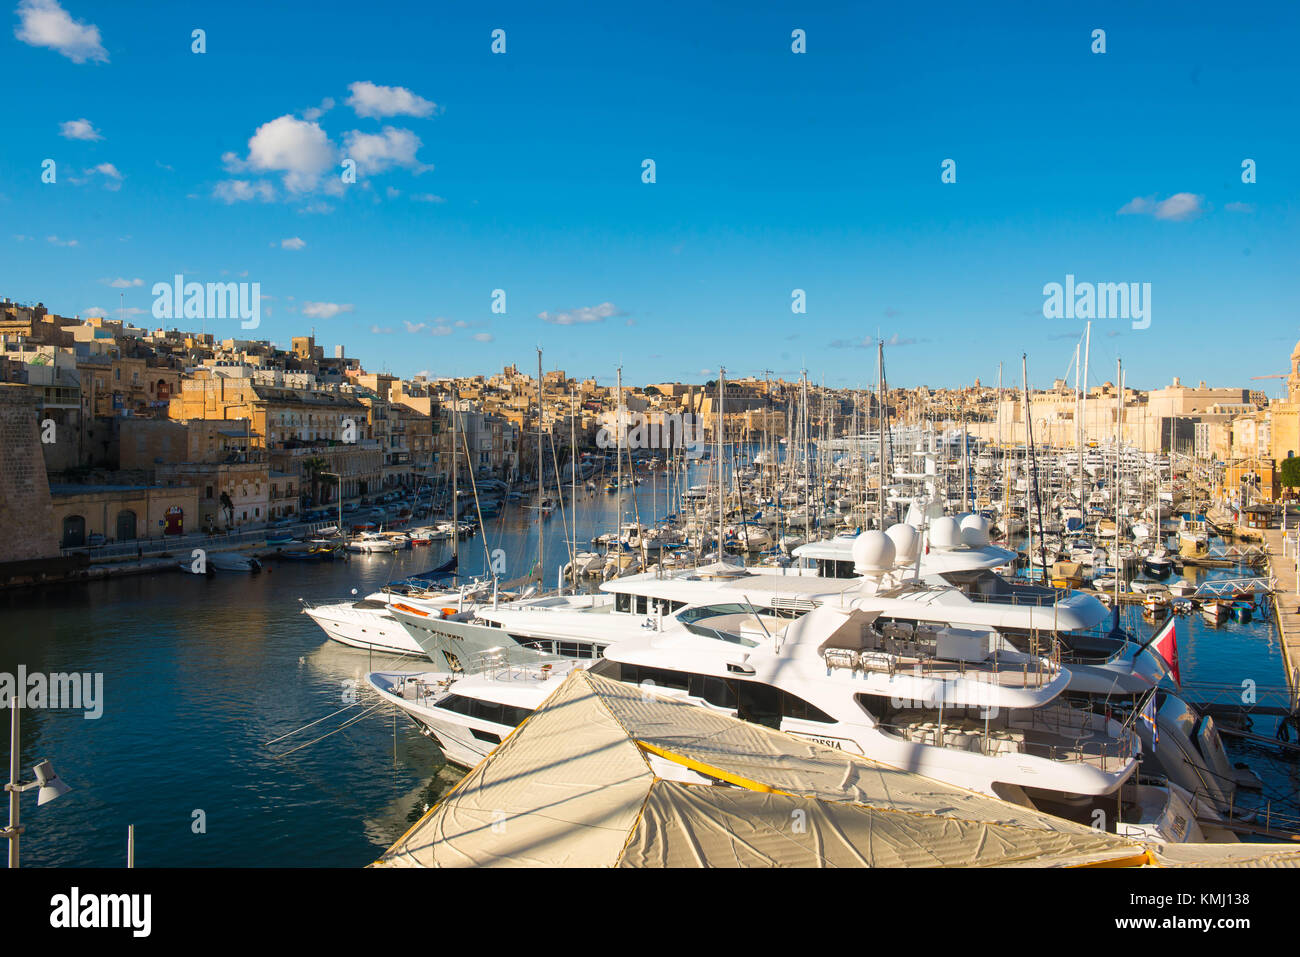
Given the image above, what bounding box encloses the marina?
[1,2,1296,920]
[6,446,1300,865]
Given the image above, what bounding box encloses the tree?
[1280,457,1300,499]
[219,491,235,528]
[302,456,329,505]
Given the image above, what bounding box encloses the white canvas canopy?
[374,670,1154,868]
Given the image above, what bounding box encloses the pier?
[1262,523,1300,700]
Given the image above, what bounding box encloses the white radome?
[928,516,961,550]
[885,523,921,564]
[852,530,897,574]
[959,514,991,547]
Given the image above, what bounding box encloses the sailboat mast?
[1079,320,1091,512]
[451,383,458,568]
[877,340,886,529]
[537,348,544,586]
[717,366,726,560]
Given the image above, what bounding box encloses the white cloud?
[346,81,436,119]
[473,332,494,343]
[15,0,107,64]
[403,321,426,333]
[370,324,394,334]
[1118,192,1204,222]
[301,97,335,122]
[46,235,77,246]
[342,127,430,175]
[1224,201,1255,213]
[59,117,101,140]
[104,277,143,288]
[411,193,445,203]
[538,301,625,325]
[280,236,306,250]
[83,306,107,317]
[214,179,274,204]
[88,162,121,190]
[302,301,354,319]
[430,324,453,337]
[386,186,401,199]
[224,115,337,193]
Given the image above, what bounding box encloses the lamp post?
[4,700,72,867]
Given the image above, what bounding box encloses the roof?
[374,670,1151,868]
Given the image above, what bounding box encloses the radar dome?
[852,530,897,574]
[929,516,961,550]
[959,514,991,547]
[885,523,921,564]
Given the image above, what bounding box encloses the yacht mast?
[877,340,886,529]
[1114,358,1124,607]
[451,383,458,569]
[537,348,544,586]
[717,366,726,560]
[1079,320,1091,513]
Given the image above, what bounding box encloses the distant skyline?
[3,0,1297,394]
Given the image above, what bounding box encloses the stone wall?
[0,385,59,561]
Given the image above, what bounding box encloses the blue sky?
[2,0,1297,392]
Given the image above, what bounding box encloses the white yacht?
[301,581,492,657]
[392,515,1164,700]
[368,535,1222,842]
[348,532,399,553]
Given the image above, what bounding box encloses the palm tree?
[219,490,235,529]
[302,456,329,506]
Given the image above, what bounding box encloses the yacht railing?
[881,700,1136,768]
[464,647,572,682]
[823,646,1061,688]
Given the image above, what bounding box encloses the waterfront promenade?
[1263,524,1300,702]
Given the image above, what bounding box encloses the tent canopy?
[375,670,1159,868]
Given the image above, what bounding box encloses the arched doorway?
[116,509,137,541]
[62,515,86,548]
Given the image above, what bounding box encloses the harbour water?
[4,478,1297,865]
[0,478,703,867]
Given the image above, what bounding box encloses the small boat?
[177,551,263,574]
[1142,594,1171,619]
[1231,603,1253,624]
[349,532,398,553]
[1200,599,1230,624]
[1167,579,1196,598]
[1142,549,1174,580]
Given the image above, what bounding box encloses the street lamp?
[4,700,73,868]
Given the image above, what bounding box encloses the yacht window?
[615,592,631,614]
[469,727,501,744]
[635,595,648,615]
[436,693,533,727]
[589,662,833,724]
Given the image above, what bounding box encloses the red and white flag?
[1145,615,1181,688]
